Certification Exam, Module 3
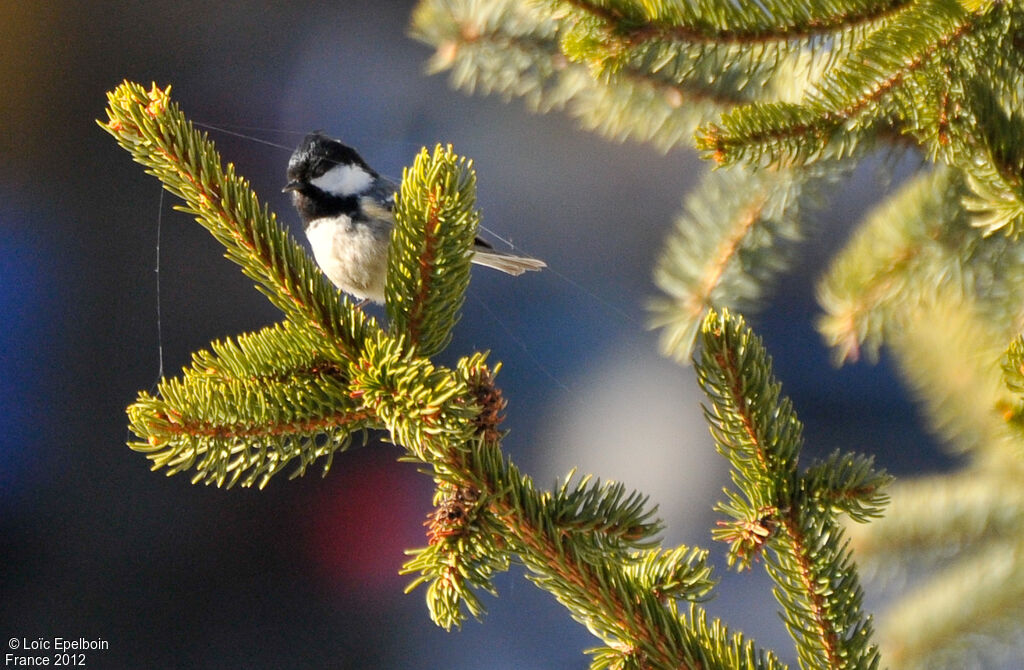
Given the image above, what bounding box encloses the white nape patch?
[310,163,373,197]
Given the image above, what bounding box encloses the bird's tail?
[471,249,547,276]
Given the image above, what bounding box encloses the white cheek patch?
[311,163,374,197]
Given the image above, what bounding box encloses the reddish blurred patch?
[300,445,430,597]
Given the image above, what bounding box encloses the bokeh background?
[2,2,950,667]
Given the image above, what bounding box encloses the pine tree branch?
[847,471,1024,560]
[1002,333,1024,401]
[878,536,1024,670]
[348,345,705,651]
[801,452,892,523]
[695,0,983,167]
[411,0,758,151]
[549,474,663,546]
[105,77,892,667]
[403,481,512,630]
[844,391,1024,669]
[960,77,1024,236]
[130,389,371,488]
[650,165,809,362]
[808,0,975,118]
[126,322,377,488]
[696,310,883,670]
[190,321,346,384]
[409,0,1024,664]
[888,291,1021,460]
[557,0,915,45]
[696,311,802,512]
[380,357,782,668]
[105,83,503,490]
[483,463,780,670]
[816,167,967,363]
[655,187,770,357]
[386,146,478,357]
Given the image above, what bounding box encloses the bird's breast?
[305,215,390,302]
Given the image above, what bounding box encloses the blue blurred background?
[1,1,949,667]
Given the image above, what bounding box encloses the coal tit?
[283,132,545,303]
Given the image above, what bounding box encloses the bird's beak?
[282,180,302,193]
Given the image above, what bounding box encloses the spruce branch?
[693,0,1004,169]
[1002,333,1024,408]
[888,291,1021,461]
[411,0,569,109]
[99,86,787,662]
[105,82,511,490]
[412,0,1024,368]
[127,322,373,488]
[106,0,1024,651]
[548,473,664,548]
[800,451,891,524]
[847,471,1024,670]
[348,331,480,463]
[554,0,915,44]
[695,310,884,670]
[959,77,1024,236]
[841,294,1024,667]
[390,373,783,668]
[412,0,1024,664]
[818,162,1024,367]
[806,0,973,120]
[187,320,345,385]
[550,0,784,89]
[411,0,767,151]
[374,357,778,667]
[816,166,967,363]
[650,165,809,362]
[386,145,479,357]
[851,474,1024,670]
[104,82,384,487]
[847,471,1024,562]
[695,310,803,514]
[876,535,1024,670]
[402,482,512,630]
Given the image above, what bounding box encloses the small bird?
[284,132,545,303]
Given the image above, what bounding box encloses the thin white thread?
[468,291,570,392]
[194,121,424,156]
[194,121,308,136]
[477,222,643,329]
[193,121,296,152]
[155,188,165,382]
[192,124,642,394]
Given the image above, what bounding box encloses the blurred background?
[1,1,950,667]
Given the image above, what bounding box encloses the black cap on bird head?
[284,132,375,189]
